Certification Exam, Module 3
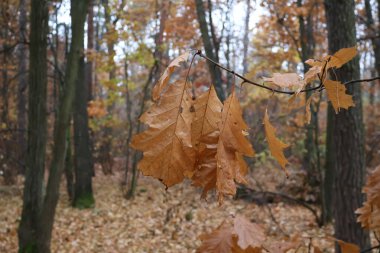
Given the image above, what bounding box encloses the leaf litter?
[0,167,335,253]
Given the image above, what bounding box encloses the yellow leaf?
[151,51,190,101]
[131,81,195,187]
[263,110,290,174]
[324,80,354,113]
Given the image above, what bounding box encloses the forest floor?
[0,164,336,253]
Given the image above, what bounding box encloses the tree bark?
[324,0,370,250]
[195,0,225,100]
[36,0,89,251]
[18,0,49,251]
[73,48,94,209]
[364,0,380,104]
[17,0,28,175]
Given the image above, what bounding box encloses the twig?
[360,244,380,253]
[194,50,380,96]
[237,185,322,226]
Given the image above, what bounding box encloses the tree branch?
[195,50,380,95]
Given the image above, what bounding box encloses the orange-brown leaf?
[151,51,190,101]
[356,165,380,232]
[328,47,357,69]
[305,95,313,125]
[337,240,360,253]
[191,85,223,197]
[216,91,255,203]
[324,80,354,113]
[263,110,290,174]
[131,81,195,187]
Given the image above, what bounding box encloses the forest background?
[0,0,380,252]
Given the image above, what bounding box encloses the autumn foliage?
[131,46,358,203]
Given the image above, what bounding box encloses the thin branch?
[360,244,380,253]
[195,50,380,96]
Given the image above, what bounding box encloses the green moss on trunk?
[73,193,95,209]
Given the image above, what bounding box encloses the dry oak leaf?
[356,165,380,232]
[305,47,357,70]
[336,240,360,253]
[197,221,235,253]
[263,73,303,89]
[263,110,290,175]
[233,215,266,250]
[216,91,255,203]
[131,81,195,187]
[191,85,223,197]
[151,51,190,101]
[327,47,357,69]
[305,94,313,125]
[197,216,265,253]
[324,79,354,113]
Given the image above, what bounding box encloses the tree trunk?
[18,0,49,251]
[297,0,325,223]
[64,128,74,201]
[36,0,89,251]
[194,0,225,100]
[17,0,28,175]
[324,0,370,250]
[73,49,94,209]
[242,0,250,75]
[364,0,380,104]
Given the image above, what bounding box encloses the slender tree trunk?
[364,0,380,104]
[297,0,325,223]
[18,0,49,251]
[36,1,89,251]
[195,0,225,100]
[64,128,74,201]
[17,0,27,175]
[242,0,250,75]
[73,48,94,209]
[324,0,370,250]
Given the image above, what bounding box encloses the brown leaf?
[263,73,303,89]
[356,165,380,232]
[131,81,195,187]
[328,47,357,69]
[263,110,290,174]
[233,215,266,250]
[324,80,354,113]
[265,236,301,253]
[151,51,190,101]
[304,65,322,84]
[197,222,234,253]
[337,240,360,253]
[216,91,255,203]
[305,95,313,125]
[191,85,223,197]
